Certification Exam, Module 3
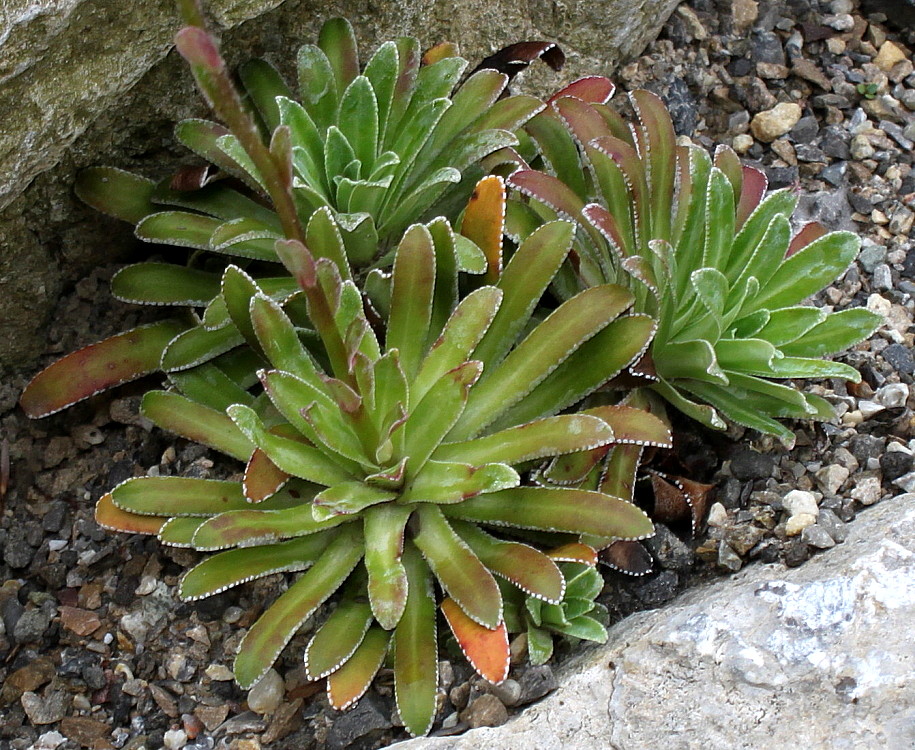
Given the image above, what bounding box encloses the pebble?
[21,691,69,725]
[247,669,284,715]
[489,679,522,707]
[876,383,909,408]
[785,513,817,536]
[801,524,837,550]
[460,694,509,728]
[881,451,913,482]
[817,509,848,543]
[872,263,894,291]
[815,465,849,495]
[874,41,909,73]
[205,664,235,681]
[31,732,66,750]
[163,729,188,750]
[517,665,558,705]
[751,103,802,142]
[895,472,915,494]
[858,243,887,273]
[717,541,743,572]
[851,476,883,505]
[782,490,819,517]
[14,605,55,643]
[706,502,729,528]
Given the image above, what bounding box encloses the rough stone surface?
[400,495,915,749]
[0,0,679,373]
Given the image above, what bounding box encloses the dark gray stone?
[750,30,786,65]
[644,524,695,571]
[881,452,913,482]
[883,344,915,375]
[516,666,558,706]
[730,448,776,480]
[325,692,392,750]
[790,115,819,143]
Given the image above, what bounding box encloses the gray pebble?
[817,509,848,543]
[517,665,558,705]
[801,524,837,550]
[489,678,522,707]
[644,523,695,571]
[13,605,55,644]
[876,382,909,408]
[858,243,887,273]
[882,344,914,375]
[873,263,894,291]
[717,540,743,572]
[3,535,34,569]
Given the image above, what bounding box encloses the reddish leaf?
[441,597,509,684]
[786,221,828,258]
[472,41,565,81]
[20,320,187,418]
[736,165,768,229]
[548,76,615,105]
[243,449,289,502]
[600,540,653,576]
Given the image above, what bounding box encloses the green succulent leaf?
[780,308,882,357]
[180,533,335,600]
[751,231,860,312]
[304,595,374,679]
[364,504,412,630]
[191,504,348,551]
[111,264,221,306]
[227,403,355,485]
[74,167,157,223]
[444,487,654,539]
[142,391,253,461]
[451,520,565,603]
[234,524,364,689]
[400,461,519,504]
[393,543,438,738]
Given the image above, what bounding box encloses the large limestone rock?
[401,492,915,749]
[0,0,679,374]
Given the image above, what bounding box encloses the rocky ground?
[0,0,913,748]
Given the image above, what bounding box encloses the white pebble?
[894,472,915,495]
[163,729,187,750]
[851,476,883,505]
[858,400,886,419]
[783,490,819,517]
[876,383,909,408]
[707,502,729,528]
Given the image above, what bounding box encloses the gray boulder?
[1,0,679,373]
[401,492,915,749]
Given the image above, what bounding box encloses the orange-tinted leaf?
[327,627,390,709]
[546,542,598,566]
[422,41,459,65]
[20,320,187,418]
[95,493,166,535]
[460,176,506,284]
[441,598,509,684]
[243,449,290,502]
